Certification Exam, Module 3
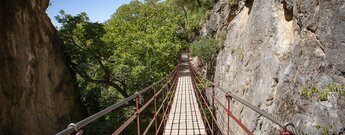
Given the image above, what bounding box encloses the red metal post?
[279,129,292,135]
[162,80,165,128]
[212,86,215,135]
[154,86,157,133]
[213,96,253,135]
[204,79,207,99]
[135,95,140,135]
[226,95,231,135]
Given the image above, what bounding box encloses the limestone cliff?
[200,0,345,134]
[0,0,84,134]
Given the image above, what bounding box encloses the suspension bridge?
[56,53,304,135]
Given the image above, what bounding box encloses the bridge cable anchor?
[68,123,79,132]
[278,122,295,135]
[283,122,295,130]
[225,92,232,100]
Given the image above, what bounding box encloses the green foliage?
[301,84,318,98]
[170,0,212,40]
[321,127,331,135]
[314,124,321,129]
[318,83,345,101]
[324,83,344,93]
[238,50,244,61]
[56,10,134,134]
[321,125,332,135]
[303,85,317,99]
[195,77,212,89]
[317,90,329,101]
[215,32,227,49]
[339,89,345,97]
[104,0,182,90]
[190,37,217,63]
[301,83,345,101]
[314,124,332,135]
[226,0,239,7]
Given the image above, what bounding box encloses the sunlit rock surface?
[201,0,345,134]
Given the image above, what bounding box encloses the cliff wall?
[0,0,84,134]
[201,0,345,134]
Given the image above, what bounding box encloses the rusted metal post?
[135,95,140,135]
[154,86,157,133]
[226,95,231,135]
[162,80,165,128]
[279,129,292,135]
[212,86,215,135]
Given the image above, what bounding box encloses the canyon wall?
[0,0,84,134]
[201,0,345,134]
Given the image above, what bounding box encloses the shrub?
[301,83,345,101]
[190,37,217,63]
[227,0,236,5]
[301,84,317,98]
[226,0,239,7]
[215,32,227,50]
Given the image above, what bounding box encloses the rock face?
[0,0,84,134]
[201,0,345,134]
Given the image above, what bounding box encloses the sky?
[46,0,133,27]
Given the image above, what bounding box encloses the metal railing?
[186,53,305,135]
[56,59,181,135]
[56,52,305,135]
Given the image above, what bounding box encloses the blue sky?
[47,0,133,27]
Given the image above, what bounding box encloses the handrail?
[112,76,172,134]
[187,54,224,135]
[56,61,180,135]
[203,78,305,135]
[187,55,305,135]
[142,77,177,135]
[193,77,226,135]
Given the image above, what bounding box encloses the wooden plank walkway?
[164,56,206,135]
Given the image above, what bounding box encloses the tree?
[190,37,217,63]
[169,0,212,42]
[103,0,182,91]
[56,10,130,98]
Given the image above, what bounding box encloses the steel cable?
[56,64,180,135]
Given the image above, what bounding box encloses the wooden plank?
[164,56,206,135]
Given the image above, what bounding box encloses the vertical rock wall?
[201,0,345,134]
[0,0,84,134]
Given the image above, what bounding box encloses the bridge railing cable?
[186,53,305,135]
[56,58,181,135]
[112,70,178,135]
